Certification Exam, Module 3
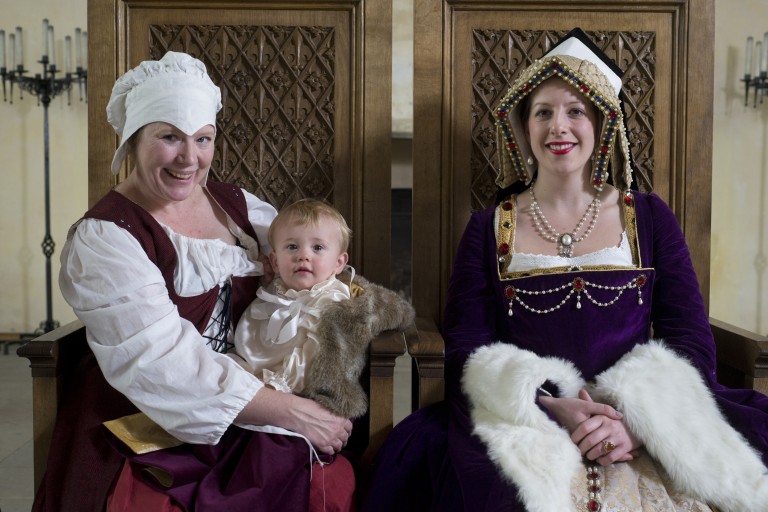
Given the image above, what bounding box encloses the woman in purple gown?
[363,28,768,512]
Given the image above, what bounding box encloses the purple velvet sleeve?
[443,209,499,384]
[641,193,717,378]
[640,193,768,463]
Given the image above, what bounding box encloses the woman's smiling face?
[132,122,216,203]
[525,78,599,179]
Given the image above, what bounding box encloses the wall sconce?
[743,33,768,108]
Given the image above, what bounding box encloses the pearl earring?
[526,156,535,166]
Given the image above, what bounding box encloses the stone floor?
[0,349,34,512]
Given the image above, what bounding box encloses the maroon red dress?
[34,182,356,512]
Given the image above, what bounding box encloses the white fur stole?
[462,340,768,512]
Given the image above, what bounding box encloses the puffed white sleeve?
[243,189,277,253]
[59,219,264,445]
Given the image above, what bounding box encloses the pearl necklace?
[528,185,601,258]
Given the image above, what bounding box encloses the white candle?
[757,42,764,75]
[48,26,55,67]
[82,31,87,70]
[746,36,754,76]
[763,32,768,75]
[9,33,15,69]
[42,19,49,58]
[75,28,82,68]
[15,27,22,69]
[0,30,5,69]
[65,35,72,73]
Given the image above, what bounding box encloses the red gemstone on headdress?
[505,286,515,299]
[609,111,617,118]
[501,201,513,211]
[508,142,516,151]
[601,146,609,154]
[498,243,510,255]
[523,84,531,93]
[588,500,601,511]
[581,85,589,93]
[636,275,646,287]
[498,110,506,118]
[593,177,602,186]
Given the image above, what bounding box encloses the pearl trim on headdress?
[495,56,624,192]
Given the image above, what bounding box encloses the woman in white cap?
[363,28,768,512]
[37,52,356,512]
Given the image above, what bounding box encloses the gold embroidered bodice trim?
[496,191,648,317]
[495,191,643,280]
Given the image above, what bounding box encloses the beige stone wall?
[711,0,768,333]
[392,0,413,139]
[0,1,87,333]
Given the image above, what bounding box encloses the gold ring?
[602,440,616,454]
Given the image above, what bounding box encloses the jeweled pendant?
[558,233,574,257]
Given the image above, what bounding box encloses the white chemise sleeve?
[59,192,276,445]
[244,190,275,254]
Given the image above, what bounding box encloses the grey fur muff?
[298,272,415,418]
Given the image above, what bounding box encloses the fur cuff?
[463,343,585,512]
[590,340,768,512]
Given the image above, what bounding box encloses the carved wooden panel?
[148,24,338,209]
[470,29,657,211]
[89,0,393,286]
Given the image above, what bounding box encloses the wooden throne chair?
[17,0,403,495]
[405,0,768,412]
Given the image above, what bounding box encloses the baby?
[233,198,414,418]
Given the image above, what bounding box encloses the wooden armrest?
[405,316,445,410]
[17,320,86,492]
[710,316,768,394]
[363,329,407,465]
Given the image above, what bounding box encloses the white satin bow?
[257,288,322,344]
[254,267,354,345]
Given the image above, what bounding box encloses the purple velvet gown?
[362,191,768,511]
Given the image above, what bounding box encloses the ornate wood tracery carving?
[470,29,656,209]
[149,24,337,209]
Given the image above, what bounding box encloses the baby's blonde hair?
[268,199,351,252]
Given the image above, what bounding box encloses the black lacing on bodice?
[203,280,234,353]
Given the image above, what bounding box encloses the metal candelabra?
[1,21,87,334]
[742,73,768,108]
[742,33,768,108]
